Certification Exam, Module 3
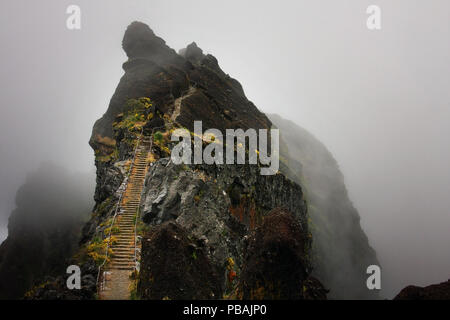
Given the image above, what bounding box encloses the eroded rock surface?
[236,208,309,299]
[394,280,450,300]
[138,159,308,297]
[138,221,222,300]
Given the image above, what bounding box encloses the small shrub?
[154,131,163,142]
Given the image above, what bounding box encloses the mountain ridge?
[1,21,380,300]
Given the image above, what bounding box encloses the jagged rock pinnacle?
[121,21,180,64]
[122,21,157,58]
[179,42,205,64]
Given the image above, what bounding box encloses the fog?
[1,0,449,298]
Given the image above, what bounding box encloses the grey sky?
[1,0,449,298]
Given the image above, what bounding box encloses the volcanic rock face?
[178,42,205,64]
[89,21,272,212]
[394,280,450,300]
[138,221,222,300]
[137,159,309,298]
[85,21,316,299]
[236,208,308,299]
[90,21,270,150]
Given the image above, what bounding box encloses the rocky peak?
[90,21,271,153]
[121,21,178,64]
[179,42,205,65]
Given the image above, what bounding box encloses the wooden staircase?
[99,137,151,300]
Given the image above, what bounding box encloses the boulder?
[138,221,222,299]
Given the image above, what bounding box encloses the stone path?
[99,137,151,300]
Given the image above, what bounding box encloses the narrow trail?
[99,137,152,300]
[171,86,197,122]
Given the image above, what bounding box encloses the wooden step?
[111,251,134,255]
[112,255,134,260]
[112,258,134,263]
[114,242,133,246]
[108,266,134,271]
[111,245,134,250]
[112,246,134,251]
[109,263,134,268]
[111,257,134,262]
[110,261,134,266]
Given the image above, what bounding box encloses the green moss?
[113,97,153,133]
[153,131,163,142]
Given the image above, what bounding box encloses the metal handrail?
[95,107,175,295]
[132,125,166,273]
[96,126,144,294]
[133,136,152,272]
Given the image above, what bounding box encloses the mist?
[1,0,449,298]
[0,162,94,299]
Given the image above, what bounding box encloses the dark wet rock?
[93,161,124,203]
[236,208,313,300]
[144,117,165,134]
[138,221,222,300]
[302,276,329,300]
[25,261,98,300]
[394,280,450,300]
[90,22,271,156]
[122,21,186,66]
[140,159,308,291]
[179,42,205,65]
